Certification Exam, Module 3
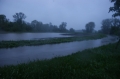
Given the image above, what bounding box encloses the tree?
[0,15,10,31]
[109,0,120,49]
[0,13,71,32]
[109,0,120,17]
[31,20,43,31]
[110,26,120,35]
[101,18,120,34]
[13,12,26,24]
[111,18,120,26]
[69,28,75,33]
[101,19,112,34]
[85,22,95,33]
[59,22,67,32]
[110,18,120,35]
[53,25,59,32]
[0,15,6,24]
[0,15,6,30]
[31,20,39,27]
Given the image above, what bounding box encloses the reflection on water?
[0,33,70,41]
[0,36,118,66]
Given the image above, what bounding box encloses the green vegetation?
[0,34,106,48]
[0,43,120,79]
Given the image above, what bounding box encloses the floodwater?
[0,36,118,66]
[0,33,70,41]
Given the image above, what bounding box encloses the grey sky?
[0,0,113,30]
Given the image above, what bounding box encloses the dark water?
[0,33,70,41]
[0,36,118,66]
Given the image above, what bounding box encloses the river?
[0,33,70,41]
[0,35,118,66]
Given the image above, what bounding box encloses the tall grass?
[0,43,120,79]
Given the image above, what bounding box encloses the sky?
[0,0,114,30]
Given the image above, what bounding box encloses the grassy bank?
[0,43,120,79]
[0,34,106,48]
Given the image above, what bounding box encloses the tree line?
[82,0,120,49]
[100,18,120,36]
[83,18,120,35]
[0,12,120,35]
[84,0,120,36]
[0,12,75,33]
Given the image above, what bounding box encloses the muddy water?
[0,36,118,66]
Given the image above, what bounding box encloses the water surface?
[0,36,118,66]
[0,33,70,41]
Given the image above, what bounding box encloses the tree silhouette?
[109,0,120,17]
[59,22,67,32]
[13,12,26,24]
[0,15,9,31]
[0,12,74,33]
[85,22,95,33]
[31,20,43,31]
[0,15,6,24]
[109,0,120,49]
[69,28,75,33]
[101,19,112,34]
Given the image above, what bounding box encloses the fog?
[0,0,113,30]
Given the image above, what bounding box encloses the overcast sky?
[0,0,114,30]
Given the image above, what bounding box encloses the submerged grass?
[0,34,106,48]
[0,43,120,79]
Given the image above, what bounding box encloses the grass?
[0,43,120,79]
[0,34,106,48]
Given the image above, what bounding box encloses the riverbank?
[0,43,120,79]
[0,34,106,48]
